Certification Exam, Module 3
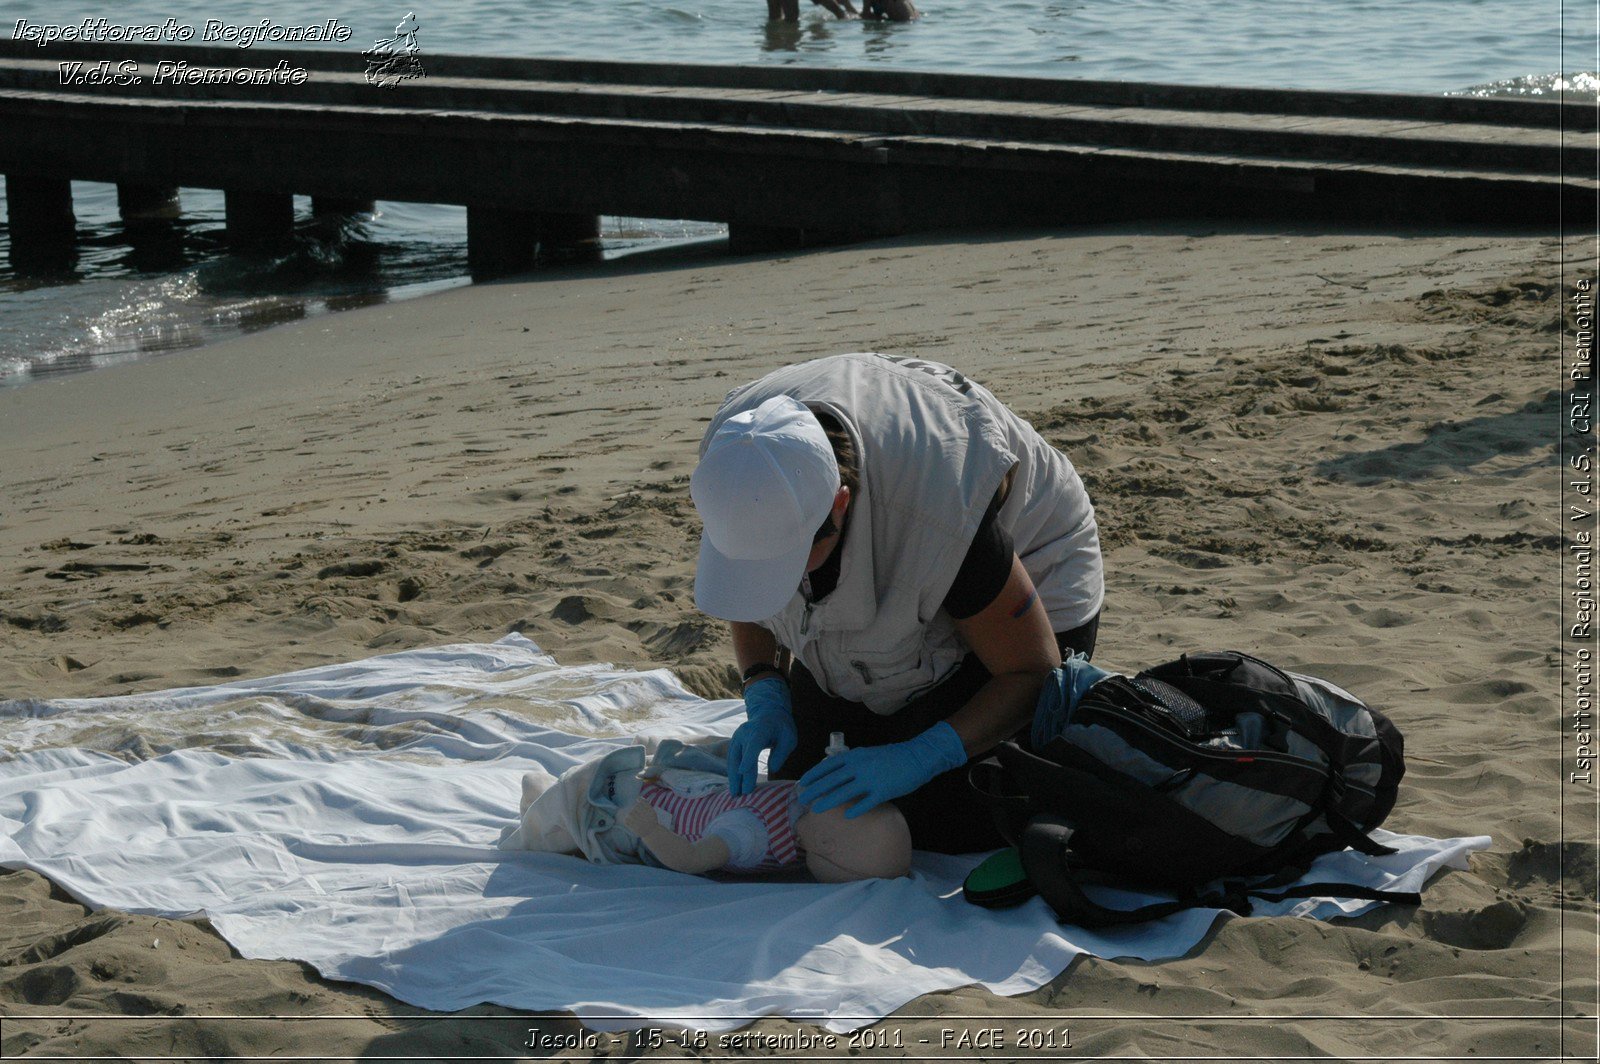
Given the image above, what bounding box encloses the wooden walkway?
[0,41,1590,273]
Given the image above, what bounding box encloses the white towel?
[0,634,1489,1032]
[498,745,646,861]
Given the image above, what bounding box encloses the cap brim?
[694,534,810,623]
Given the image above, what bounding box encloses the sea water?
[1,0,1594,387]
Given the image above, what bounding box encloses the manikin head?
[795,803,913,883]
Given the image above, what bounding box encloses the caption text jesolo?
[527,1025,1074,1053]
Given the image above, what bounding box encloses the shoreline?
[0,207,730,391]
[0,219,1590,1059]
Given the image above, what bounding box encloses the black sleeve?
[941,488,1016,620]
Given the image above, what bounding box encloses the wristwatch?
[740,662,784,692]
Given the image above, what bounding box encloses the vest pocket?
[837,630,949,714]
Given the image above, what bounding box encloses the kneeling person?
[692,353,1104,854]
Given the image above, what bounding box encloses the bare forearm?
[944,670,1050,759]
[945,554,1060,758]
[731,621,780,678]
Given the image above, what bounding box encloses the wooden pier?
[0,40,1592,275]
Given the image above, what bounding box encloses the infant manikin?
[622,777,911,882]
[500,735,912,883]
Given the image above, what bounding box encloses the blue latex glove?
[796,720,968,819]
[727,677,797,797]
[1063,652,1112,710]
[1031,652,1115,749]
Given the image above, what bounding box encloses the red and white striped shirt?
[637,779,801,872]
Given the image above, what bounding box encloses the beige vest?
[701,353,1102,714]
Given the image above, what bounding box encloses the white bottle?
[825,731,849,758]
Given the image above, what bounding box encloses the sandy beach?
[0,221,1592,1060]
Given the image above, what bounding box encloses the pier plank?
[5,39,1589,125]
[0,56,1572,148]
[0,42,1586,267]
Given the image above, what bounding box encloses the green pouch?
[961,847,1038,909]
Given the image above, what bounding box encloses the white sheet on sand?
[0,634,1488,1032]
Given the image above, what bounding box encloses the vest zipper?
[800,574,815,636]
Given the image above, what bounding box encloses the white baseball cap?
[691,395,840,622]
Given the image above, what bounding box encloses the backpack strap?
[1208,857,1422,910]
[1242,880,1422,907]
[1323,804,1400,856]
[1018,814,1204,928]
[996,741,1086,811]
[1018,814,1421,929]
[967,757,1037,847]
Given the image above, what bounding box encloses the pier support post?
[311,196,375,217]
[224,190,294,248]
[727,223,862,255]
[5,175,77,272]
[117,183,180,223]
[309,196,375,244]
[536,212,602,263]
[467,206,540,280]
[118,184,185,272]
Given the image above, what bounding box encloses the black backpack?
[966,650,1418,927]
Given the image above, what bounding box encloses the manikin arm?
[623,801,731,875]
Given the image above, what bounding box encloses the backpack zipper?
[1088,677,1329,774]
[1181,659,1388,805]
[1076,702,1331,783]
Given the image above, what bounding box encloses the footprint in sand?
[1421,899,1530,950]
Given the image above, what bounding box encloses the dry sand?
[0,222,1593,1061]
